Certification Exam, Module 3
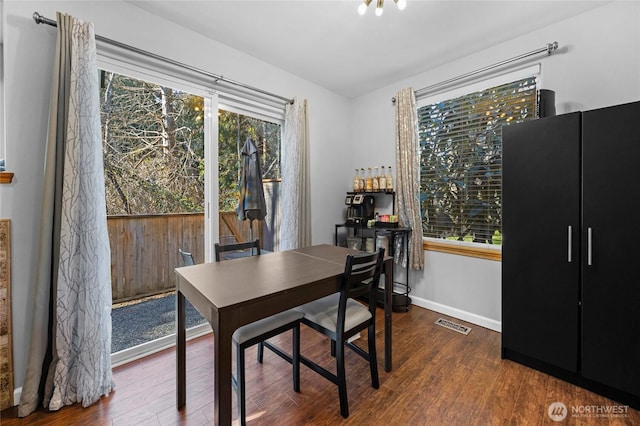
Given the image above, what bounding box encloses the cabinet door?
[502,112,581,372]
[582,101,640,396]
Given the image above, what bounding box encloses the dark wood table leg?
[176,290,186,409]
[384,258,392,372]
[213,314,234,425]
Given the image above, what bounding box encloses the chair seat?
[298,294,371,333]
[233,308,304,344]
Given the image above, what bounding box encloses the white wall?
[1,0,350,392]
[349,1,640,332]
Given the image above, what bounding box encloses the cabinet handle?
[587,227,593,266]
[567,226,572,263]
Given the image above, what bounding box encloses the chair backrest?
[342,248,385,299]
[214,239,261,262]
[179,248,195,266]
[337,248,385,331]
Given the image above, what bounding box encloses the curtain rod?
[33,12,294,105]
[392,41,559,104]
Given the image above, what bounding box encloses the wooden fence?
[107,212,262,302]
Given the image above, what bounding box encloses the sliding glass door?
[98,61,216,362]
[97,54,284,364]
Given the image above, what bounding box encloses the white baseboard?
[410,295,502,332]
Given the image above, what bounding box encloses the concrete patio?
[111,292,206,353]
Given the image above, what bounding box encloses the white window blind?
[418,75,538,244]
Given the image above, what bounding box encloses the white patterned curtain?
[395,88,424,270]
[19,12,114,417]
[280,98,311,250]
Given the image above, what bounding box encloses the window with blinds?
[418,76,538,245]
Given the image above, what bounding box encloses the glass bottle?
[359,168,365,191]
[365,167,373,191]
[379,166,387,191]
[353,169,360,192]
[372,166,379,191]
[386,166,393,191]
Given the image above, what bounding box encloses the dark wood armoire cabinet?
[502,101,640,409]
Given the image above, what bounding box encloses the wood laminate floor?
[2,306,638,425]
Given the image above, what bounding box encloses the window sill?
[0,172,14,184]
[423,238,502,261]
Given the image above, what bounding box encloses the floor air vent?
[435,318,471,335]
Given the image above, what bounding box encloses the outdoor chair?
[297,248,385,418]
[214,239,303,426]
[178,248,195,266]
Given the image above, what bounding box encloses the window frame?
[416,64,541,261]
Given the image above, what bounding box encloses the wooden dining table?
[175,244,394,425]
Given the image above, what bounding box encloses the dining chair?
[214,239,303,426]
[297,248,385,418]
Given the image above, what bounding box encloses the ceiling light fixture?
[358,0,407,16]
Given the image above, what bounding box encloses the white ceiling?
[127,0,608,98]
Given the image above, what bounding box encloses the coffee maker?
[345,194,375,225]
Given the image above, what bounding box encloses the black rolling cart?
[335,223,412,312]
